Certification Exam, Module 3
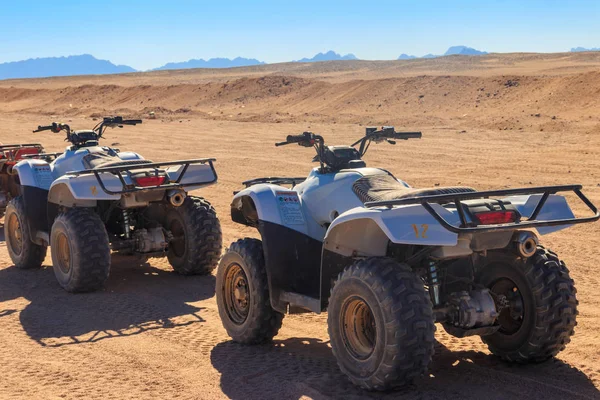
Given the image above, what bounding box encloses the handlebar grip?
[33,125,53,133]
[122,119,142,125]
[393,131,422,139]
[275,141,290,147]
[286,134,306,143]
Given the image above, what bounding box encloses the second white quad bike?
[5,116,222,292]
[216,127,599,391]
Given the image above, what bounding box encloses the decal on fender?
[275,191,305,225]
[32,165,53,189]
[412,223,429,239]
[90,186,98,196]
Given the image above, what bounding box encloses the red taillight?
[474,210,519,225]
[135,175,166,187]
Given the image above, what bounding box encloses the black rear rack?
[364,185,599,233]
[243,177,306,188]
[66,158,217,195]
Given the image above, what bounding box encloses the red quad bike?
[0,143,60,218]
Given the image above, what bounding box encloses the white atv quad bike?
[216,127,599,391]
[5,116,222,292]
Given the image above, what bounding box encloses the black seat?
[352,174,475,204]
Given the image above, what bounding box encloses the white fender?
[14,159,55,189]
[48,174,121,205]
[231,184,325,240]
[165,163,217,190]
[324,203,461,257]
[503,194,575,234]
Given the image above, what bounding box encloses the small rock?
[459,130,467,133]
[534,113,541,117]
[434,183,440,187]
[552,116,557,120]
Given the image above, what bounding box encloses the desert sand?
[0,52,599,399]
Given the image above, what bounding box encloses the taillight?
[135,175,166,187]
[474,210,519,225]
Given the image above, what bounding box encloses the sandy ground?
[0,54,600,399]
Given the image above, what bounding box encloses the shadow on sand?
[0,254,215,347]
[211,336,599,400]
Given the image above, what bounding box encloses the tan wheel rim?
[340,296,377,360]
[55,232,71,274]
[7,213,23,256]
[223,263,250,325]
[491,278,525,335]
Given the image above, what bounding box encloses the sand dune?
[0,53,599,399]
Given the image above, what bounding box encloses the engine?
[444,289,499,329]
[133,228,169,253]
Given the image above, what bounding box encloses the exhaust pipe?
[513,231,538,258]
[167,190,186,207]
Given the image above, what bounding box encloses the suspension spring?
[122,209,132,239]
[428,261,441,307]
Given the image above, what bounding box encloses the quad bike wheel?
[4,196,47,269]
[328,258,435,391]
[478,246,578,362]
[216,238,284,344]
[50,208,111,292]
[166,196,222,275]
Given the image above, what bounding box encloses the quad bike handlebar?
[32,116,142,147]
[275,132,324,147]
[33,122,68,134]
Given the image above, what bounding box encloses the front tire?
[50,208,111,292]
[216,238,284,344]
[166,196,222,275]
[328,258,435,391]
[478,246,578,362]
[4,196,47,269]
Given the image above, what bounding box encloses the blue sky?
[0,0,598,70]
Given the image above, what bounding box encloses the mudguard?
[324,203,461,257]
[14,159,54,190]
[504,194,575,234]
[231,184,324,240]
[164,163,217,191]
[13,159,54,244]
[231,184,325,313]
[48,162,217,205]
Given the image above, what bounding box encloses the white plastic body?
[15,145,217,202]
[233,166,577,257]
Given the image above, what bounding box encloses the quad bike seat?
[353,174,475,204]
[82,152,153,170]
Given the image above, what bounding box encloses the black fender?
[20,185,50,245]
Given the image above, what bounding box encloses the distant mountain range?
[296,51,358,62]
[398,54,417,60]
[154,57,265,70]
[571,47,600,52]
[397,46,487,60]
[2,45,597,80]
[0,54,135,80]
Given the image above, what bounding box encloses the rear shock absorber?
[428,261,441,307]
[122,209,132,239]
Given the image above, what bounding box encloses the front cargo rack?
[66,158,217,195]
[364,184,599,233]
[242,177,306,188]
